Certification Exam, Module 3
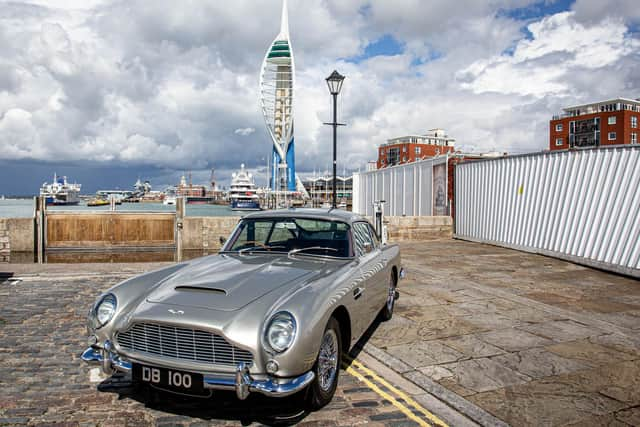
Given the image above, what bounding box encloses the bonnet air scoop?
[174,286,227,296]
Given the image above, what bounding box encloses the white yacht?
[163,187,177,206]
[229,164,261,211]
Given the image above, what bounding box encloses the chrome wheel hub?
[386,278,396,311]
[318,329,338,392]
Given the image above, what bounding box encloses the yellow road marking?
[343,355,449,427]
[343,363,432,427]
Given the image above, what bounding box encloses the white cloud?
[459,12,638,98]
[0,0,638,186]
[234,127,256,136]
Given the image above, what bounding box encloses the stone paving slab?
[372,240,640,426]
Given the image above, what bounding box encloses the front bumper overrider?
[81,342,314,400]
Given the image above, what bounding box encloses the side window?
[353,222,374,257]
[367,223,380,248]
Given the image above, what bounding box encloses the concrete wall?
[385,216,453,241]
[182,216,241,251]
[7,218,34,252]
[0,219,8,262]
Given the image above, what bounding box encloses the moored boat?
[229,164,261,211]
[40,174,81,206]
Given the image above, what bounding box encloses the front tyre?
[380,271,397,321]
[306,317,342,410]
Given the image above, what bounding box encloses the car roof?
[241,208,368,225]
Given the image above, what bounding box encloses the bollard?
[176,197,185,262]
[373,200,386,244]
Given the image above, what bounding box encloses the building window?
[402,156,407,162]
[632,116,637,128]
[608,116,616,125]
[555,138,563,146]
[415,146,421,155]
[402,145,407,153]
[632,133,637,144]
[555,124,563,132]
[608,132,616,141]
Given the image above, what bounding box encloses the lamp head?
[326,70,345,95]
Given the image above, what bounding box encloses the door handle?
[353,287,364,300]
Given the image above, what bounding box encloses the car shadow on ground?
[99,375,309,426]
[96,318,383,426]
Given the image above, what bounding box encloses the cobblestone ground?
[0,271,440,427]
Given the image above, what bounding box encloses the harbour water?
[0,198,237,218]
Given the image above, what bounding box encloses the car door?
[364,222,390,311]
[352,222,386,329]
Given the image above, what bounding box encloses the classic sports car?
[82,209,403,408]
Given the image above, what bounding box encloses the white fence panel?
[353,157,445,217]
[455,146,640,278]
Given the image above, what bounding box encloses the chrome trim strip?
[82,346,314,399]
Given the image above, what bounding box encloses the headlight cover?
[265,312,297,353]
[93,293,117,329]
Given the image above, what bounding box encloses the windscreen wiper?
[238,245,286,254]
[288,246,338,256]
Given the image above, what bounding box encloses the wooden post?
[176,197,185,262]
[36,196,46,264]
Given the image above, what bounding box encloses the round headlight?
[266,312,296,353]
[95,294,117,328]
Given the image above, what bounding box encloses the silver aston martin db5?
[82,208,403,408]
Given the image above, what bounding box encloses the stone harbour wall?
[182,216,241,251]
[0,219,9,262]
[182,215,453,251]
[385,216,453,241]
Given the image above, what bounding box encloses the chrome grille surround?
[115,323,253,367]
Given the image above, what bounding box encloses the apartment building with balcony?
[550,98,640,151]
[377,129,455,169]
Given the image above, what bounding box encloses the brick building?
[550,98,640,151]
[377,129,455,169]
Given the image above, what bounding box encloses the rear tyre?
[380,271,397,321]
[306,317,342,410]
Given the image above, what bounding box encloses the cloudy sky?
[0,0,638,194]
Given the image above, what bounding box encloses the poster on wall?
[432,163,447,216]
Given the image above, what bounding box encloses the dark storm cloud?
[0,0,638,195]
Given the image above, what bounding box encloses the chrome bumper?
[81,344,314,400]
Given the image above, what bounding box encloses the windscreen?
[227,218,352,258]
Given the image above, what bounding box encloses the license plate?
[133,363,204,394]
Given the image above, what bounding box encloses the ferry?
[40,174,81,206]
[229,164,261,211]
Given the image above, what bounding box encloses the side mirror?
[219,236,227,246]
[363,242,373,254]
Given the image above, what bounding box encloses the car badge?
[168,309,184,315]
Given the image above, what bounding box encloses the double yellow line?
[343,356,449,427]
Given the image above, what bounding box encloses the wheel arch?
[330,305,352,353]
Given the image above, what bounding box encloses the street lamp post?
[325,70,345,209]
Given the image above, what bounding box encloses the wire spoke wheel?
[386,276,396,312]
[317,329,338,392]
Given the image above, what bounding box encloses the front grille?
[116,323,253,366]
